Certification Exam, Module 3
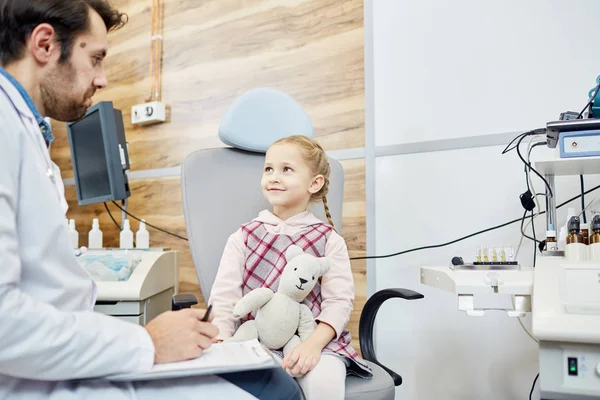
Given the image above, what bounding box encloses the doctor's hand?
[144,308,219,364]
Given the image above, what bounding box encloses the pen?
[201,304,213,322]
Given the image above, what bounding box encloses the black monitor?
[67,101,131,206]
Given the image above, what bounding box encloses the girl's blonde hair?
[270,135,335,228]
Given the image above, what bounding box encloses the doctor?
[0,1,301,399]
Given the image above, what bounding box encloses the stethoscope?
[29,118,61,201]
[3,86,63,203]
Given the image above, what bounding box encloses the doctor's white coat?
[0,73,254,399]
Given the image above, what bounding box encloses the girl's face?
[262,143,323,211]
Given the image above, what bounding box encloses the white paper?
[150,339,273,374]
[99,339,276,382]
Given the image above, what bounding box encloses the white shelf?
[420,266,534,317]
[420,266,533,295]
[534,156,600,176]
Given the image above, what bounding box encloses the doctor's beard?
[40,61,95,122]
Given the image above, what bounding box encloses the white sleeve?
[209,229,246,340]
[0,112,154,380]
[316,231,355,339]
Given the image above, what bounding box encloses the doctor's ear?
[29,24,60,64]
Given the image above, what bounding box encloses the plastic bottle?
[120,219,134,249]
[565,216,588,261]
[68,219,79,249]
[136,220,150,249]
[88,218,103,249]
[589,215,600,260]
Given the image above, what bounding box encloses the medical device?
[420,76,600,399]
[78,249,179,325]
[67,101,131,206]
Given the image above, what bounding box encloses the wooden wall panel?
[53,0,366,350]
[51,0,364,177]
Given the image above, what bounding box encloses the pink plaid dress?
[239,220,373,379]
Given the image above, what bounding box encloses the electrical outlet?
[131,101,166,125]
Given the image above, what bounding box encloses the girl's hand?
[282,340,321,376]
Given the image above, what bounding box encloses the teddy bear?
[225,244,330,357]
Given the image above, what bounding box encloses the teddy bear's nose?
[299,278,308,284]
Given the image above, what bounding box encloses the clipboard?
[97,339,279,382]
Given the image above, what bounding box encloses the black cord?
[529,373,539,400]
[525,140,548,263]
[525,142,547,192]
[111,201,189,241]
[519,209,541,244]
[581,175,587,224]
[502,133,529,154]
[350,183,600,260]
[501,128,546,155]
[104,202,136,247]
[528,142,546,159]
[577,81,600,119]
[104,202,121,231]
[516,134,553,197]
[531,210,537,267]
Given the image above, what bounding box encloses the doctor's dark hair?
[270,135,336,229]
[0,0,127,66]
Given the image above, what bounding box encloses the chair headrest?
[218,88,314,153]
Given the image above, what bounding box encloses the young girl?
[209,135,372,399]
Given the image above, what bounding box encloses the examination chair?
[176,88,424,400]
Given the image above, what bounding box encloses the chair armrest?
[359,288,424,386]
[172,293,198,310]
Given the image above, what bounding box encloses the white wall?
[373,146,600,399]
[373,0,600,146]
[368,1,600,399]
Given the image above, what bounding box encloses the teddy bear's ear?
[319,257,330,276]
[285,245,304,261]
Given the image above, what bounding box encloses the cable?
[525,138,546,206]
[516,133,553,197]
[518,315,538,344]
[515,138,546,260]
[529,373,539,400]
[519,209,541,244]
[531,210,537,268]
[502,133,529,155]
[577,81,600,119]
[511,295,538,344]
[104,202,137,247]
[356,131,538,263]
[111,201,188,241]
[350,183,600,260]
[515,212,541,260]
[502,132,545,343]
[525,136,542,267]
[104,202,121,231]
[525,142,547,193]
[581,175,587,224]
[501,128,546,155]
